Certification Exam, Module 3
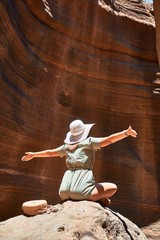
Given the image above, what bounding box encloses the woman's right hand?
[21,152,34,161]
[125,126,137,138]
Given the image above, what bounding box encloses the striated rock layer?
[154,0,160,89]
[154,0,160,66]
[0,0,160,227]
[0,201,147,240]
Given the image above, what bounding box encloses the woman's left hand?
[125,126,137,138]
[21,152,34,161]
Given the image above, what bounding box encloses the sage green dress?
[56,137,102,201]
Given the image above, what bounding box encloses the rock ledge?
[0,201,147,240]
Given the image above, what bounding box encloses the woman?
[21,119,137,207]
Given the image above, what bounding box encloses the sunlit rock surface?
[0,201,147,240]
[0,0,159,228]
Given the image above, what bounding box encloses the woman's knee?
[112,183,117,192]
[101,182,117,191]
[102,183,117,199]
[88,182,117,201]
[112,185,117,195]
[107,183,117,195]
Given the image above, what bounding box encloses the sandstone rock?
[154,0,160,66]
[142,219,160,240]
[0,201,147,240]
[153,0,160,91]
[0,0,160,228]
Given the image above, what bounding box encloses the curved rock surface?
[0,0,160,228]
[0,201,147,240]
[142,219,160,240]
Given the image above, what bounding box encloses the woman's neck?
[66,143,78,151]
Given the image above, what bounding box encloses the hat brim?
[64,123,95,144]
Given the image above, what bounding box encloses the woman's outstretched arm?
[100,126,137,148]
[21,148,60,161]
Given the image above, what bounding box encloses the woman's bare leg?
[88,182,117,205]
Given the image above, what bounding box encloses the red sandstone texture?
[0,0,160,231]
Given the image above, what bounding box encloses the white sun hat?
[64,119,95,144]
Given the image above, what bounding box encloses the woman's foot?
[98,198,111,208]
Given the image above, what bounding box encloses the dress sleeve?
[90,137,102,150]
[55,145,66,157]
